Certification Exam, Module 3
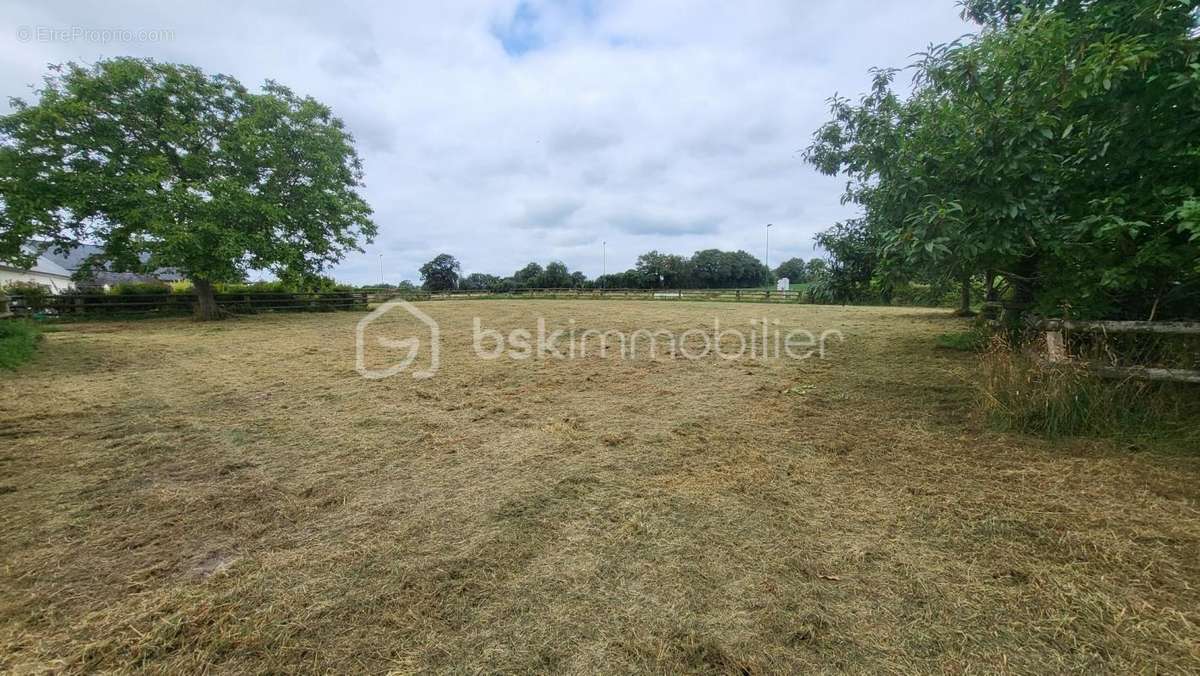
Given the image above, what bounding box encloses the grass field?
[2,301,1198,673]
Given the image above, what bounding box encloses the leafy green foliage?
[512,262,544,287]
[419,254,461,291]
[459,273,504,291]
[689,249,769,288]
[635,250,691,288]
[541,261,573,288]
[812,220,878,303]
[2,282,51,310]
[0,58,376,318]
[806,1,1200,320]
[495,260,590,289]
[216,276,347,293]
[772,257,809,284]
[109,282,171,295]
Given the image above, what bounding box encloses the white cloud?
[0,0,974,283]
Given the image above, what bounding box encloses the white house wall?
[0,268,75,293]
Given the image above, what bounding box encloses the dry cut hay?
[1,301,1198,673]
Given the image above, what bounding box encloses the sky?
[1,1,976,285]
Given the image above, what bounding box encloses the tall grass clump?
[979,335,1200,448]
[0,320,42,370]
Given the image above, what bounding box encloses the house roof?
[0,245,74,278]
[37,242,106,272]
[30,255,73,277]
[35,241,184,282]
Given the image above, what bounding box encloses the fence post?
[1045,330,1066,363]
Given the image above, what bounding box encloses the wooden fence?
[7,287,810,318]
[363,287,809,305]
[7,291,368,318]
[1039,318,1200,384]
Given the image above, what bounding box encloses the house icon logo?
[354,300,440,379]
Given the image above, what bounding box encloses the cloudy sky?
[2,1,974,284]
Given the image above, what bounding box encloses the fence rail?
[1040,319,1200,335]
[1037,318,1200,384]
[7,291,368,318]
[362,287,809,305]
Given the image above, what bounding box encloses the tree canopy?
[773,257,809,284]
[418,253,461,291]
[0,58,376,319]
[444,248,778,292]
[805,0,1200,320]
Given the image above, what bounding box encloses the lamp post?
[765,223,773,283]
[601,240,607,288]
[378,253,384,286]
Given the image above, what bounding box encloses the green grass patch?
[0,319,42,370]
[936,327,987,352]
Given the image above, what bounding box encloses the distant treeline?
[414,250,830,293]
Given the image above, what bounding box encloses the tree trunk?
[981,269,999,320]
[1000,256,1039,331]
[193,278,224,321]
[954,274,975,316]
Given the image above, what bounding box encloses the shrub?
[215,279,353,294]
[0,320,41,370]
[804,275,836,304]
[215,281,291,294]
[109,281,171,295]
[3,282,52,310]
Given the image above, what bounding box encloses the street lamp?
[601,240,607,288]
[378,253,384,286]
[765,223,773,282]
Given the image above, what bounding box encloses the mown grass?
[1,303,1198,673]
[0,319,41,370]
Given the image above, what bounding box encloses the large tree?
[773,257,808,284]
[806,0,1200,320]
[512,262,544,287]
[636,250,690,288]
[541,261,572,288]
[0,58,376,319]
[689,249,768,288]
[419,253,461,291]
[813,220,879,304]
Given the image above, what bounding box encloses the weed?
[979,335,1199,444]
[0,320,41,370]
